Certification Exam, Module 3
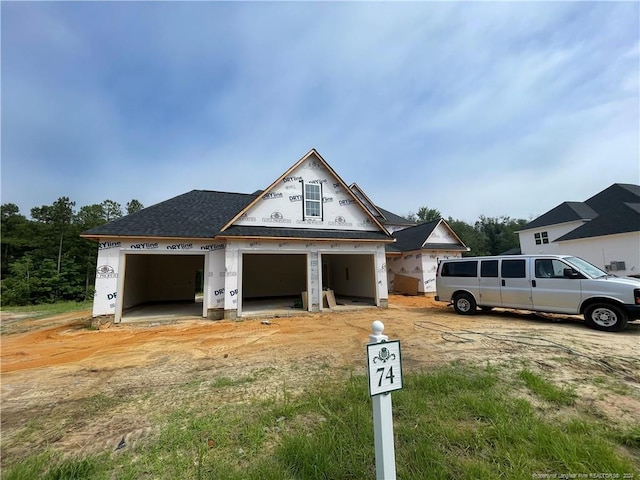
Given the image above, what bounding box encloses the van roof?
[440,254,574,261]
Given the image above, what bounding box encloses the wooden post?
[369,320,397,480]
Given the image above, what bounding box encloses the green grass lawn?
[5,363,638,480]
[1,301,93,335]
[1,300,92,318]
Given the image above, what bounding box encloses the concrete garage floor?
[121,300,204,323]
[241,295,376,318]
[121,296,376,323]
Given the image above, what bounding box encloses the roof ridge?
[192,189,255,196]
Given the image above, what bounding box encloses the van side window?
[441,261,478,277]
[481,260,498,277]
[501,259,526,278]
[535,259,570,278]
[535,259,554,278]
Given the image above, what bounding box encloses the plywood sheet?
[324,290,337,308]
[393,274,419,296]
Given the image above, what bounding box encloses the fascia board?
[309,152,390,236]
[516,219,588,234]
[419,219,439,249]
[348,182,386,219]
[421,219,469,250]
[79,234,218,242]
[441,219,469,248]
[215,234,395,243]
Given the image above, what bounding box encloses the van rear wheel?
[453,293,477,315]
[584,303,628,332]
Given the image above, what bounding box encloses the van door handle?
[501,279,505,287]
[532,280,537,288]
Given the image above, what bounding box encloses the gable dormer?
[424,219,466,247]
[222,149,390,234]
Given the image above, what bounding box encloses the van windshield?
[564,256,608,279]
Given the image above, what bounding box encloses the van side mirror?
[563,268,580,279]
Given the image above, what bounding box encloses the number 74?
[376,366,395,387]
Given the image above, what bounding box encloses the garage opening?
[241,253,307,315]
[121,253,205,321]
[321,253,376,307]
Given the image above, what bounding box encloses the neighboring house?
[385,219,469,294]
[82,149,396,322]
[518,183,640,277]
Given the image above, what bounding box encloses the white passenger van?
[435,255,640,332]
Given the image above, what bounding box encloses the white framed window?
[534,231,549,245]
[304,183,322,218]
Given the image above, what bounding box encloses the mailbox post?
[367,320,402,480]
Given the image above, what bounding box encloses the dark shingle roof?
[500,247,522,255]
[627,203,640,215]
[82,189,395,241]
[82,190,256,239]
[387,219,439,252]
[584,183,640,214]
[385,219,467,253]
[555,202,640,241]
[377,207,415,227]
[520,183,640,240]
[221,226,393,241]
[521,202,597,230]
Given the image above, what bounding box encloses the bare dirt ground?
[2,295,639,466]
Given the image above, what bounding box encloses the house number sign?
[367,340,403,396]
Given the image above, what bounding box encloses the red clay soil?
[1,294,639,463]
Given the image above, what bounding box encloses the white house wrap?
[83,149,399,321]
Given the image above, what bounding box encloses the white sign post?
[367,320,402,480]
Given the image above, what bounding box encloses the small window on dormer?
[534,232,549,245]
[304,183,322,218]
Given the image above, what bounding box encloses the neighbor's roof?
[386,219,468,253]
[520,183,640,240]
[555,201,640,241]
[521,202,598,230]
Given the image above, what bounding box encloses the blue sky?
[2,2,638,224]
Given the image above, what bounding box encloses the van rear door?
[530,258,581,314]
[500,258,533,309]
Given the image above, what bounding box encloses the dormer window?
[304,183,322,218]
[534,231,549,245]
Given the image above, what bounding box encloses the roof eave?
[216,233,395,243]
[79,233,218,242]
[517,218,591,233]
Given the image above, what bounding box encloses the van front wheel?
[453,293,477,315]
[584,303,628,332]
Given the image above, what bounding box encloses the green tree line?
[1,198,143,306]
[1,199,524,307]
[404,206,528,257]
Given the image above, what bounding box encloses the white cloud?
[1,1,638,225]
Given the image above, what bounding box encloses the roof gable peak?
[388,218,468,252]
[221,149,391,236]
